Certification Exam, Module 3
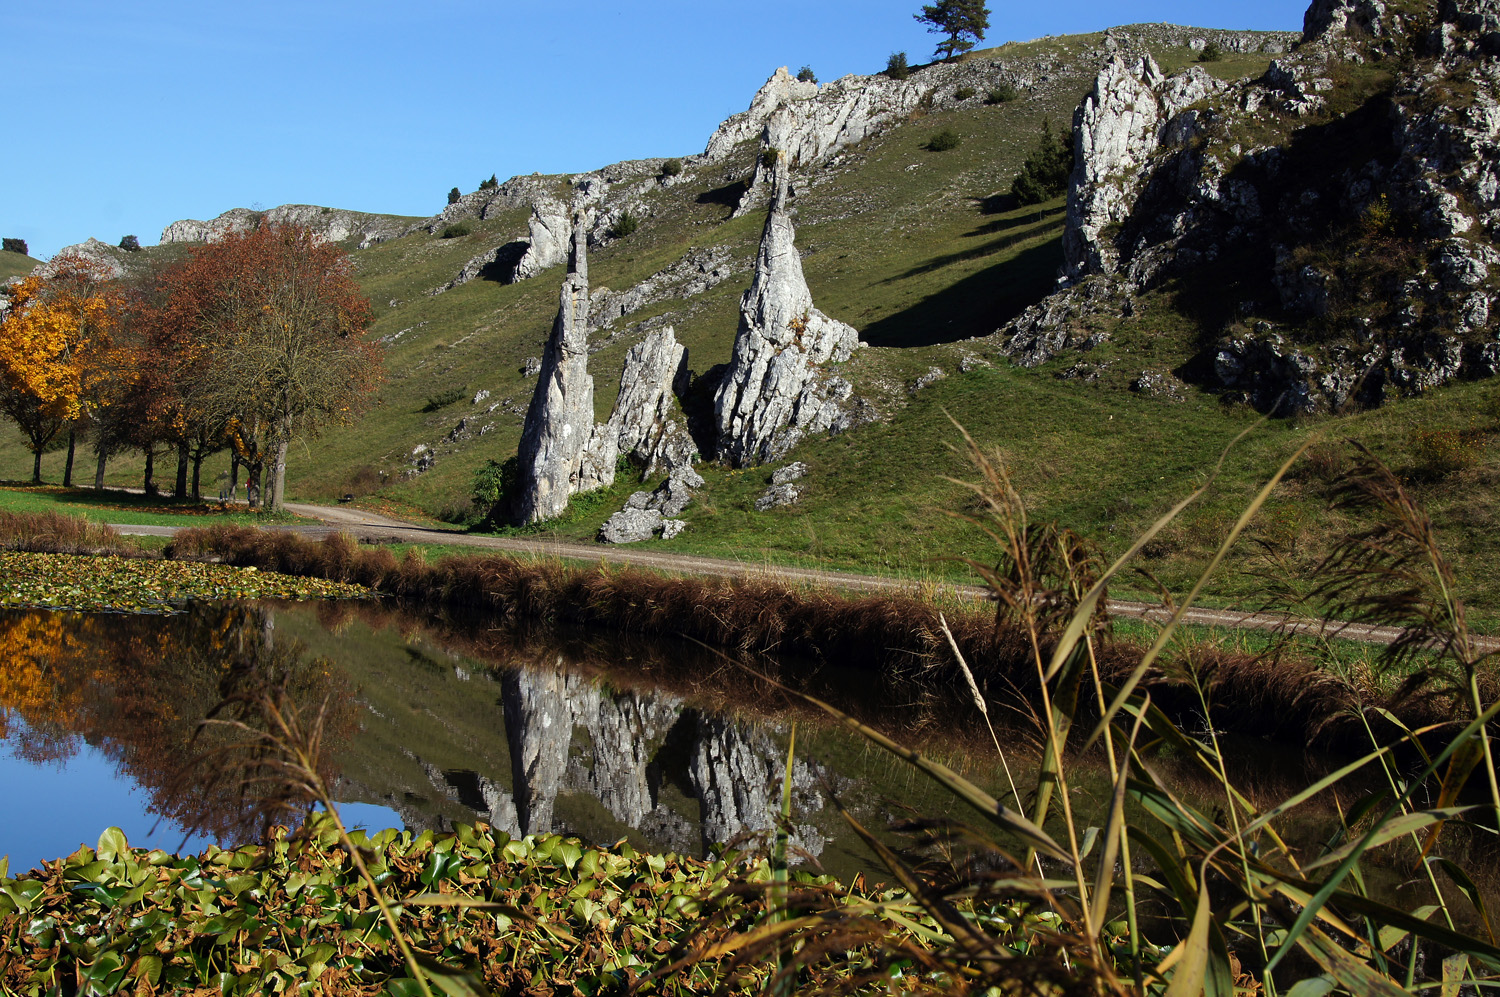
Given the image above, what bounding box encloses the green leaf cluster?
[0,815,953,996]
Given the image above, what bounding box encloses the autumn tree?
[0,254,132,484]
[915,0,990,60]
[158,223,381,510]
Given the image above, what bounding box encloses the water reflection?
[0,601,1005,879]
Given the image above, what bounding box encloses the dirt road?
[112,502,1495,651]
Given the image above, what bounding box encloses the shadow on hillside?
[890,214,1064,281]
[859,237,1061,348]
[967,203,1066,238]
[697,180,750,217]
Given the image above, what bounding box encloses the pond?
[1,599,1048,883]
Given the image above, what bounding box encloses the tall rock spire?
[713,151,861,467]
[514,209,604,525]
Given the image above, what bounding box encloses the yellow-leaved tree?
[0,253,132,483]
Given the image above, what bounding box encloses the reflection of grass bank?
[165,524,1431,750]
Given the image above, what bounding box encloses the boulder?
[771,462,807,485]
[754,483,801,511]
[159,204,406,249]
[599,507,664,543]
[713,155,862,466]
[37,238,126,280]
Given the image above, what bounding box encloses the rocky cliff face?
[713,156,862,466]
[513,211,616,524]
[602,327,695,476]
[1000,0,1500,412]
[160,203,409,249]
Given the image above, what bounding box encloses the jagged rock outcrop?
[37,238,127,280]
[1062,55,1227,282]
[514,210,615,525]
[1002,0,1500,412]
[706,66,928,211]
[512,198,573,282]
[160,204,407,249]
[604,327,696,476]
[713,157,862,466]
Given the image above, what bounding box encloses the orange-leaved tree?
[0,253,133,483]
[157,223,380,509]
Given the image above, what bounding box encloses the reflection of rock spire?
[713,151,861,467]
[514,211,615,524]
[502,668,574,834]
[687,717,825,858]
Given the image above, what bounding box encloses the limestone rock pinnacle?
[712,156,861,467]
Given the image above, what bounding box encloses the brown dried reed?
[0,510,124,554]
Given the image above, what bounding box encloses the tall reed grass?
[723,429,1500,994]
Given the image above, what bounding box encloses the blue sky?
[5,1,1309,260]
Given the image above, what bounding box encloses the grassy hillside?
[0,250,38,282]
[7,28,1499,618]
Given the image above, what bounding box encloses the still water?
[0,600,1022,880]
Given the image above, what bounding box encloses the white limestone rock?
[713,158,862,467]
[514,210,613,525]
[598,506,664,543]
[38,238,126,280]
[512,198,573,282]
[159,204,406,249]
[601,327,695,478]
[1063,55,1227,282]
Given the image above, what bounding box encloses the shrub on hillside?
[422,385,467,411]
[1198,40,1224,62]
[660,158,683,178]
[472,455,521,522]
[447,186,462,205]
[953,85,976,101]
[2,237,27,255]
[886,51,910,79]
[478,174,499,191]
[925,128,962,151]
[1011,117,1073,204]
[1410,427,1486,478]
[985,82,1017,104]
[797,65,818,84]
[118,235,141,252]
[760,148,782,171]
[607,209,640,239]
[439,221,473,239]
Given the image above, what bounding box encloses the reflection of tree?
[0,605,353,843]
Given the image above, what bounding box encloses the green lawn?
[0,486,309,528]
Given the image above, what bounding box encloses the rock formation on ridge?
[999,0,1500,412]
[713,152,862,467]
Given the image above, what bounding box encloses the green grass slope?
[0,250,39,282]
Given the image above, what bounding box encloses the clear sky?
[5,1,1309,260]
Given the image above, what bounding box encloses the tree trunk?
[143,449,156,496]
[95,450,107,490]
[247,461,261,508]
[269,420,290,512]
[62,430,76,488]
[229,454,240,502]
[175,440,189,499]
[31,447,42,485]
[191,454,204,501]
